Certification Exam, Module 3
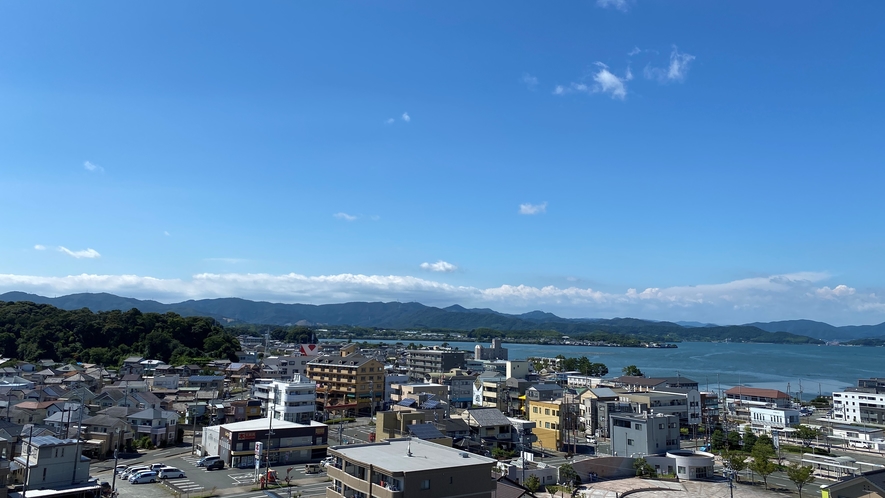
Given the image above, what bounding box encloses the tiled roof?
[725,387,790,399]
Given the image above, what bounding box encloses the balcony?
[371,483,404,498]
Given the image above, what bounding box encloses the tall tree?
[750,442,778,489]
[786,463,815,498]
[622,365,643,377]
[721,450,747,482]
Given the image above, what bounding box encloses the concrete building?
[405,351,466,381]
[261,354,318,381]
[307,349,385,417]
[384,374,409,405]
[527,398,579,452]
[749,406,801,432]
[645,450,715,481]
[619,389,702,428]
[200,418,328,468]
[833,388,885,426]
[505,361,529,380]
[326,438,497,498]
[389,383,449,405]
[252,374,317,424]
[474,339,508,361]
[724,387,791,409]
[12,436,91,489]
[610,412,680,457]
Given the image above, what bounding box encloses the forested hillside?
[0,300,240,367]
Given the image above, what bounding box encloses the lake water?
[330,339,885,398]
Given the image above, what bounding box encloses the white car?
[320,457,335,468]
[159,468,186,479]
[122,466,149,479]
[129,471,158,484]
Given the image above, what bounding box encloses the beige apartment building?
[307,346,384,417]
[326,438,497,498]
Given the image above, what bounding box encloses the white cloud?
[644,46,696,83]
[34,244,46,251]
[83,161,104,173]
[593,63,628,99]
[164,231,171,236]
[521,73,539,90]
[628,46,642,56]
[553,63,630,100]
[401,112,411,123]
[596,0,629,12]
[519,202,547,215]
[333,212,358,222]
[385,118,395,125]
[0,270,882,324]
[57,247,101,259]
[420,261,458,273]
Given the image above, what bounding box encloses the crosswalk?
[223,481,329,498]
[163,477,205,493]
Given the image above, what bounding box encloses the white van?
[129,471,158,484]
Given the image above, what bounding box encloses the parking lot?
[92,445,331,498]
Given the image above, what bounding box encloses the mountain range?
[2,291,883,342]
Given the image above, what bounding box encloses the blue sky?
[2,1,884,325]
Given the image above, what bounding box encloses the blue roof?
[396,399,417,407]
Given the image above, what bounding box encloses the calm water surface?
[329,339,884,397]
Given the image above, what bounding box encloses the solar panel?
[421,400,440,409]
[396,399,417,407]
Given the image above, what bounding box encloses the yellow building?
[527,398,580,452]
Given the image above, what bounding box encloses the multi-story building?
[261,354,318,381]
[474,339,508,361]
[307,349,385,417]
[200,418,328,468]
[389,383,449,405]
[832,388,885,426]
[610,412,680,457]
[326,438,497,498]
[749,406,801,433]
[619,389,702,428]
[724,387,791,409]
[406,351,466,381]
[12,436,92,490]
[526,398,579,452]
[252,374,317,424]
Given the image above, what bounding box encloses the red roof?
[724,387,790,399]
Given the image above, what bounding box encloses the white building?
[832,389,885,426]
[12,436,91,489]
[749,406,801,432]
[252,374,317,424]
[567,375,603,389]
[260,355,317,381]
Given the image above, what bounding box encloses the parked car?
[159,468,186,479]
[114,465,128,475]
[320,457,335,468]
[148,463,167,472]
[197,455,220,467]
[129,471,158,484]
[206,460,225,471]
[122,466,149,479]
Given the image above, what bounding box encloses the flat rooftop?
[219,417,326,432]
[330,438,496,473]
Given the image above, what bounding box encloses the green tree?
[711,428,727,450]
[524,475,540,493]
[754,435,775,458]
[558,463,578,487]
[786,463,816,498]
[727,430,742,450]
[750,442,778,489]
[633,457,656,477]
[721,450,747,482]
[794,425,821,449]
[622,365,643,377]
[742,426,757,452]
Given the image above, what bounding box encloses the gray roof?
[589,387,619,398]
[529,384,562,391]
[406,423,445,440]
[28,435,77,447]
[330,438,495,473]
[467,408,511,427]
[309,354,376,367]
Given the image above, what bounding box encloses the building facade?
[405,351,467,381]
[252,374,317,424]
[833,388,885,426]
[201,418,328,468]
[307,351,385,417]
[610,412,680,457]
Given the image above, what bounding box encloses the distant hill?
[0,291,828,344]
[744,319,885,341]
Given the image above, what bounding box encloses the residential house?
[184,375,225,393]
[120,357,145,376]
[80,414,129,457]
[463,408,514,452]
[12,436,91,489]
[610,412,680,457]
[128,408,178,446]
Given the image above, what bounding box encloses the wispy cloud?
[57,246,101,259]
[164,231,171,236]
[553,63,630,100]
[333,212,358,222]
[628,46,642,56]
[519,202,547,215]
[596,0,629,12]
[205,258,248,264]
[644,46,696,83]
[521,73,539,90]
[401,112,411,123]
[385,118,395,125]
[34,244,46,251]
[83,161,104,173]
[420,261,458,273]
[0,270,879,324]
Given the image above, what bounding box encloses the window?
[634,423,642,430]
[545,422,550,429]
[545,409,550,415]
[677,466,686,474]
[420,480,430,490]
[627,439,634,445]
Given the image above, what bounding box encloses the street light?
[111,427,122,494]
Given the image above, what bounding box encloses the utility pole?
[22,425,34,497]
[191,403,199,455]
[264,388,275,488]
[71,397,85,485]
